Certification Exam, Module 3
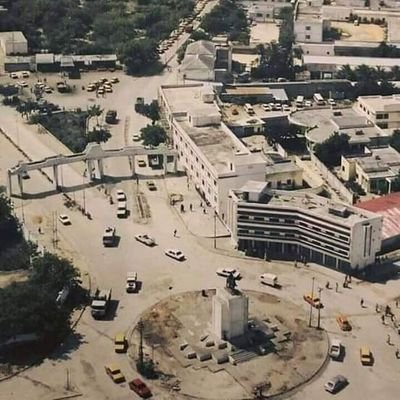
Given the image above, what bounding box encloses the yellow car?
[114,333,127,353]
[303,294,323,309]
[105,364,125,383]
[360,346,373,366]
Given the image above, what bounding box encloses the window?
[305,35,311,40]
[377,122,388,128]
[305,26,311,30]
[270,218,279,223]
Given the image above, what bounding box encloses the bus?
[313,93,325,105]
[295,96,304,107]
[244,103,255,115]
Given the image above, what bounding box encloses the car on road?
[10,72,18,79]
[111,77,119,84]
[116,189,126,202]
[328,98,336,106]
[165,249,185,261]
[105,364,125,383]
[336,314,352,331]
[58,214,71,225]
[329,339,342,360]
[360,346,373,365]
[129,378,152,398]
[324,374,348,394]
[44,86,52,93]
[132,134,141,142]
[114,333,127,353]
[138,159,147,167]
[216,268,241,280]
[146,181,157,191]
[21,71,30,78]
[86,84,96,92]
[303,294,323,308]
[18,80,28,87]
[135,234,156,246]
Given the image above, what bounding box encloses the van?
[244,103,255,115]
[260,273,279,287]
[117,201,127,218]
[295,96,304,107]
[313,93,325,105]
[360,346,373,365]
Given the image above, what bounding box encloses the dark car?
[129,378,152,398]
[324,375,348,394]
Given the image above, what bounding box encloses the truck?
[105,110,118,124]
[103,226,116,247]
[126,272,138,293]
[260,273,279,288]
[91,288,112,319]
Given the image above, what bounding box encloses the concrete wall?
[298,43,335,56]
[294,20,325,43]
[322,6,352,21]
[311,153,355,204]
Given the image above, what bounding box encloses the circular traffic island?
[128,289,329,399]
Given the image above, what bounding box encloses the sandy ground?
[332,21,385,42]
[250,22,280,45]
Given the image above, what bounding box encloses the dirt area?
[129,290,329,399]
[250,22,280,45]
[332,21,385,42]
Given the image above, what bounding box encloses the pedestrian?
[38,226,42,234]
[325,281,330,289]
[348,275,352,284]
[387,334,391,345]
[360,298,364,307]
[294,260,297,268]
[391,314,395,322]
[335,282,338,292]
[396,348,400,359]
[173,229,177,237]
[375,303,379,313]
[203,208,206,214]
[396,300,399,309]
[381,314,385,324]
[189,203,193,211]
[200,201,203,208]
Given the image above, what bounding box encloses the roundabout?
[128,289,329,399]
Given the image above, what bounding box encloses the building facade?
[294,19,329,43]
[227,182,382,272]
[357,95,400,129]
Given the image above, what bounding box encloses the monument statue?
[226,272,238,291]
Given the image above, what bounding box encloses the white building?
[0,31,28,55]
[357,95,400,129]
[294,18,329,43]
[158,83,267,217]
[227,182,383,271]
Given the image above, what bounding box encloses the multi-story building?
[294,18,330,43]
[158,83,267,217]
[357,95,400,129]
[227,181,382,271]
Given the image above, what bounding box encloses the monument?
[212,273,249,340]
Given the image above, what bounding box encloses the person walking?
[335,282,338,292]
[189,203,193,211]
[395,348,399,359]
[387,334,391,345]
[360,298,364,307]
[173,229,177,237]
[381,314,385,324]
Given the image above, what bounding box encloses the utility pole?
[308,277,315,327]
[214,210,217,249]
[83,188,86,213]
[138,319,144,369]
[317,287,322,330]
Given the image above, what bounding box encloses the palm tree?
[86,104,103,133]
[336,65,355,81]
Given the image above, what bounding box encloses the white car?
[18,80,28,88]
[111,77,119,84]
[165,249,185,261]
[329,339,342,360]
[116,189,126,202]
[59,214,71,225]
[304,100,312,107]
[44,86,52,93]
[10,72,18,79]
[216,268,241,280]
[328,98,336,106]
[282,104,290,112]
[262,104,270,111]
[132,134,141,142]
[135,234,156,246]
[21,71,30,78]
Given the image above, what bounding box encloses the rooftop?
[0,31,27,42]
[303,55,400,70]
[358,95,400,112]
[357,192,400,239]
[234,182,379,226]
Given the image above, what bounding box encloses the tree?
[87,127,112,144]
[0,193,22,253]
[278,7,294,50]
[140,125,167,146]
[314,132,350,167]
[87,104,103,128]
[390,129,400,152]
[118,38,159,75]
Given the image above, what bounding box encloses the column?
[163,154,168,175]
[87,160,94,181]
[97,159,104,180]
[7,170,12,197]
[17,173,23,195]
[173,155,177,172]
[53,165,59,190]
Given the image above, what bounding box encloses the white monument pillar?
[212,287,248,340]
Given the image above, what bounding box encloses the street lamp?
[214,210,217,249]
[317,287,323,330]
[308,277,315,327]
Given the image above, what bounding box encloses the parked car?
[328,98,336,106]
[360,346,373,365]
[135,234,156,246]
[18,80,28,88]
[21,71,30,78]
[303,294,323,308]
[114,333,127,353]
[329,339,342,360]
[324,374,348,394]
[44,86,53,93]
[116,189,126,202]
[111,77,119,84]
[129,378,152,398]
[132,134,141,142]
[165,249,185,261]
[336,315,352,331]
[138,159,147,167]
[21,170,30,180]
[105,364,125,383]
[10,72,18,79]
[58,214,71,225]
[216,268,241,280]
[146,181,157,191]
[304,100,312,107]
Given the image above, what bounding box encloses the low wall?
[310,153,354,204]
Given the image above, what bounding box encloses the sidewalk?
[164,176,230,238]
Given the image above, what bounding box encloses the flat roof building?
[227,182,382,271]
[357,95,400,129]
[0,31,27,55]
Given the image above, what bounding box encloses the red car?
[129,378,152,398]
